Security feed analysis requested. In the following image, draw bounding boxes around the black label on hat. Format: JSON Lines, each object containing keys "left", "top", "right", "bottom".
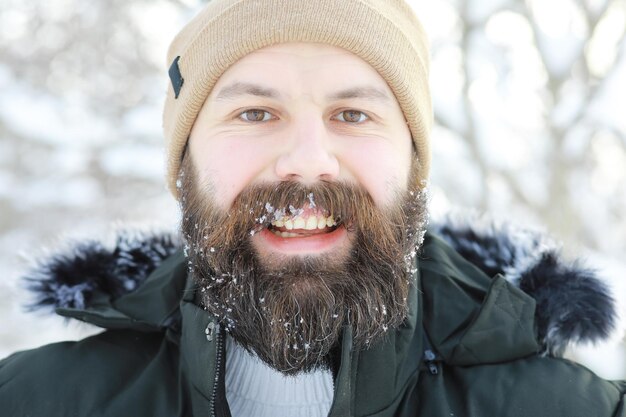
{"left": 169, "top": 56, "right": 184, "bottom": 99}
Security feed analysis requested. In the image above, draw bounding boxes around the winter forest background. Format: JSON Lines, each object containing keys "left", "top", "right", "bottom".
{"left": 1, "top": 0, "right": 625, "bottom": 378}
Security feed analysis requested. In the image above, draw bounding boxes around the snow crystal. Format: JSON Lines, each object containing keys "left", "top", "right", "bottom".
{"left": 272, "top": 207, "right": 286, "bottom": 221}
{"left": 288, "top": 205, "right": 303, "bottom": 217}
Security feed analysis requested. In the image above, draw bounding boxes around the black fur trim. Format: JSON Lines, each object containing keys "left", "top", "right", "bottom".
{"left": 432, "top": 216, "right": 617, "bottom": 355}
{"left": 24, "top": 230, "right": 180, "bottom": 311}
{"left": 518, "top": 251, "right": 615, "bottom": 356}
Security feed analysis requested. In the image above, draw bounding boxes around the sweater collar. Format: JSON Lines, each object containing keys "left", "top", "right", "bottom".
{"left": 223, "top": 334, "right": 333, "bottom": 416}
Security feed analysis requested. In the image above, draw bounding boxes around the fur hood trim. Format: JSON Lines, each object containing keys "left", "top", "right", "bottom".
{"left": 431, "top": 216, "right": 616, "bottom": 356}
{"left": 23, "top": 219, "right": 616, "bottom": 357}
{"left": 24, "top": 230, "right": 181, "bottom": 311}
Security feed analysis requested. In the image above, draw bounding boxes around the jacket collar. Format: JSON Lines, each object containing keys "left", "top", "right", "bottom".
{"left": 419, "top": 233, "right": 539, "bottom": 365}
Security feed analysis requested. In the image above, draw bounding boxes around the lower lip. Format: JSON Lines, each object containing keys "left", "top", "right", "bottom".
{"left": 257, "top": 226, "right": 348, "bottom": 254}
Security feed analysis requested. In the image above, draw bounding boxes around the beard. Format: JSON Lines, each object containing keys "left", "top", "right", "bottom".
{"left": 178, "top": 152, "right": 429, "bottom": 375}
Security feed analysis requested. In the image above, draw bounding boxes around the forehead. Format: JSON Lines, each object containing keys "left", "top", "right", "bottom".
{"left": 208, "top": 42, "right": 395, "bottom": 102}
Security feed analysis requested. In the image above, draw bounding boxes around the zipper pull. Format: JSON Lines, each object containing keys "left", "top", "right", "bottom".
{"left": 205, "top": 322, "right": 217, "bottom": 341}
{"left": 422, "top": 328, "right": 441, "bottom": 375}
{"left": 423, "top": 349, "right": 439, "bottom": 375}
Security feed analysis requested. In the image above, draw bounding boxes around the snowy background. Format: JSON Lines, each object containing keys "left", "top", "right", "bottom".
{"left": 1, "top": 0, "right": 625, "bottom": 378}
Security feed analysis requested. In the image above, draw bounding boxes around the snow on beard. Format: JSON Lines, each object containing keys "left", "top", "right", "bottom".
{"left": 178, "top": 153, "right": 429, "bottom": 375}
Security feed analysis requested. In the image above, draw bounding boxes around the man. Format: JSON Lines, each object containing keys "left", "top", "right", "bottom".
{"left": 1, "top": 0, "right": 625, "bottom": 416}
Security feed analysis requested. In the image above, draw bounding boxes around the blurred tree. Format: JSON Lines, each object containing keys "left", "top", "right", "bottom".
{"left": 414, "top": 0, "right": 626, "bottom": 257}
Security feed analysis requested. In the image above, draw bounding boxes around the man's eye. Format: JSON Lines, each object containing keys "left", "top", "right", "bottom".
{"left": 336, "top": 110, "right": 369, "bottom": 123}
{"left": 238, "top": 109, "right": 273, "bottom": 122}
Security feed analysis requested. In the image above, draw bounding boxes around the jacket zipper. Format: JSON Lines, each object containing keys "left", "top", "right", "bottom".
{"left": 206, "top": 321, "right": 223, "bottom": 417}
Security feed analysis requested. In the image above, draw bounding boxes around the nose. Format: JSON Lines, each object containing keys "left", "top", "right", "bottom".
{"left": 274, "top": 114, "right": 340, "bottom": 183}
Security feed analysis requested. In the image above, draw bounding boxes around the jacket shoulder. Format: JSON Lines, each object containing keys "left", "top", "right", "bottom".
{"left": 413, "top": 347, "right": 626, "bottom": 417}
{"left": 434, "top": 355, "right": 626, "bottom": 417}
{"left": 510, "top": 356, "right": 626, "bottom": 416}
{"left": 0, "top": 329, "right": 181, "bottom": 417}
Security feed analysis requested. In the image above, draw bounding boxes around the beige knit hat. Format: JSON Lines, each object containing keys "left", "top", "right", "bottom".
{"left": 163, "top": 0, "right": 432, "bottom": 198}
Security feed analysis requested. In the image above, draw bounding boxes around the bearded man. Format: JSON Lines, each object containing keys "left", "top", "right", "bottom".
{"left": 1, "top": 1, "right": 625, "bottom": 416}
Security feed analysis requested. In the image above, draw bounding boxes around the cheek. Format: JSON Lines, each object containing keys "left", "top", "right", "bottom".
{"left": 339, "top": 140, "right": 411, "bottom": 205}
{"left": 191, "top": 137, "right": 275, "bottom": 208}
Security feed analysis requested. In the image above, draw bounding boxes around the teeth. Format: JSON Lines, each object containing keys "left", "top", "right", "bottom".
{"left": 293, "top": 217, "right": 306, "bottom": 229}
{"left": 270, "top": 214, "right": 337, "bottom": 229}
{"left": 269, "top": 229, "right": 298, "bottom": 238}
{"left": 305, "top": 217, "right": 318, "bottom": 230}
{"left": 326, "top": 216, "right": 335, "bottom": 227}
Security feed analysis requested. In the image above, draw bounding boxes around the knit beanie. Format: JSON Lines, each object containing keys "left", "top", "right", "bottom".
{"left": 163, "top": 0, "right": 432, "bottom": 198}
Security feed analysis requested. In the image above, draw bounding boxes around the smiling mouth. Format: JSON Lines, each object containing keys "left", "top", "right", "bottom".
{"left": 254, "top": 207, "right": 348, "bottom": 255}
{"left": 267, "top": 213, "right": 339, "bottom": 238}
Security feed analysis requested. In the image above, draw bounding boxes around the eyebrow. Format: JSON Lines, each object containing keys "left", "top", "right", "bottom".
{"left": 214, "top": 82, "right": 391, "bottom": 103}
{"left": 326, "top": 86, "right": 391, "bottom": 103}
{"left": 214, "top": 82, "right": 281, "bottom": 101}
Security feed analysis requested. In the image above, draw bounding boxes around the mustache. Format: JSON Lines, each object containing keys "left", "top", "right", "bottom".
{"left": 232, "top": 180, "right": 383, "bottom": 229}
{"left": 182, "top": 179, "right": 410, "bottom": 253}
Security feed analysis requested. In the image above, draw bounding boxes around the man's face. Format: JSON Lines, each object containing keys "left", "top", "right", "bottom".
{"left": 188, "top": 41, "right": 413, "bottom": 250}
{"left": 180, "top": 42, "right": 427, "bottom": 374}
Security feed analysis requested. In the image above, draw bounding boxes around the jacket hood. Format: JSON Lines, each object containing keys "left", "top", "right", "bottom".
{"left": 430, "top": 217, "right": 617, "bottom": 356}
{"left": 22, "top": 217, "right": 617, "bottom": 357}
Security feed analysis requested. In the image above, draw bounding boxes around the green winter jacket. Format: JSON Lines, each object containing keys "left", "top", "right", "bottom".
{"left": 1, "top": 229, "right": 625, "bottom": 416}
